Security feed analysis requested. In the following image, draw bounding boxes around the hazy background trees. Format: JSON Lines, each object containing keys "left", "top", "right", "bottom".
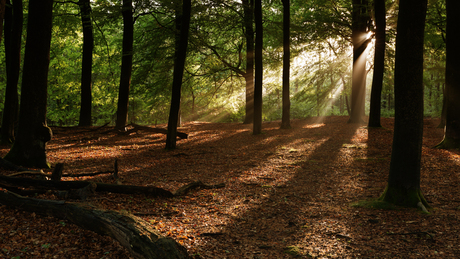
{"left": 0, "top": 0, "right": 448, "bottom": 128}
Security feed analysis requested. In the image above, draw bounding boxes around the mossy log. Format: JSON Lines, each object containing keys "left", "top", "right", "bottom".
{"left": 0, "top": 190, "right": 190, "bottom": 259}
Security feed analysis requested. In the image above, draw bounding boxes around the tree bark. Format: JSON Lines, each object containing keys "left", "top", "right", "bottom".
{"left": 348, "top": 0, "right": 370, "bottom": 124}
{"left": 1, "top": 0, "right": 22, "bottom": 144}
{"left": 380, "top": 0, "right": 428, "bottom": 209}
{"left": 78, "top": 0, "right": 94, "bottom": 126}
{"left": 242, "top": 0, "right": 255, "bottom": 125}
{"left": 0, "top": 0, "right": 6, "bottom": 44}
{"left": 3, "top": 0, "right": 53, "bottom": 169}
{"left": 435, "top": 0, "right": 460, "bottom": 149}
{"left": 0, "top": 190, "right": 191, "bottom": 259}
{"left": 280, "top": 0, "right": 291, "bottom": 129}
{"left": 253, "top": 0, "right": 263, "bottom": 134}
{"left": 116, "top": 0, "right": 134, "bottom": 130}
{"left": 166, "top": 0, "right": 191, "bottom": 149}
{"left": 367, "top": 0, "right": 385, "bottom": 128}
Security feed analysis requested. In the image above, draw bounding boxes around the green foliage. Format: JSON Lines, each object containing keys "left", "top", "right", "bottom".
{"left": 0, "top": 0, "right": 447, "bottom": 127}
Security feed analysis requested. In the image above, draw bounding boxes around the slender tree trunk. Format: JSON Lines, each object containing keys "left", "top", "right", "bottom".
{"left": 368, "top": 0, "right": 386, "bottom": 128}
{"left": 253, "top": 0, "right": 263, "bottom": 134}
{"left": 78, "top": 0, "right": 94, "bottom": 126}
{"left": 348, "top": 0, "right": 370, "bottom": 124}
{"left": 380, "top": 0, "right": 428, "bottom": 209}
{"left": 435, "top": 0, "right": 460, "bottom": 148}
{"left": 1, "top": 0, "right": 22, "bottom": 144}
{"left": 116, "top": 0, "right": 134, "bottom": 129}
{"left": 4, "top": 0, "right": 54, "bottom": 169}
{"left": 242, "top": 0, "right": 254, "bottom": 125}
{"left": 280, "top": 0, "right": 291, "bottom": 129}
{"left": 166, "top": 0, "right": 191, "bottom": 149}
{"left": 438, "top": 85, "right": 446, "bottom": 128}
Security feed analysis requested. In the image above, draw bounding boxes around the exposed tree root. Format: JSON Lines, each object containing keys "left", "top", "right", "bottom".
{"left": 0, "top": 190, "right": 191, "bottom": 259}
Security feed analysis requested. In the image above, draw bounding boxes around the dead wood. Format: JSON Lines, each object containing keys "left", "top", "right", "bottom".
{"left": 52, "top": 163, "right": 64, "bottom": 181}
{"left": 0, "top": 175, "right": 175, "bottom": 197}
{"left": 0, "top": 190, "right": 191, "bottom": 259}
{"left": 0, "top": 157, "right": 30, "bottom": 171}
{"left": 173, "top": 180, "right": 225, "bottom": 196}
{"left": 128, "top": 123, "right": 188, "bottom": 139}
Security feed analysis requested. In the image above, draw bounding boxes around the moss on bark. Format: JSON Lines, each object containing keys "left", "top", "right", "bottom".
{"left": 379, "top": 185, "right": 430, "bottom": 212}
{"left": 435, "top": 137, "right": 460, "bottom": 149}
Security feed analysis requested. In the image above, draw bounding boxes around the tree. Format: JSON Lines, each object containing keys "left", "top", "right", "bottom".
{"left": 348, "top": 0, "right": 370, "bottom": 124}
{"left": 0, "top": 0, "right": 5, "bottom": 43}
{"left": 253, "top": 0, "right": 263, "bottom": 134}
{"left": 367, "top": 0, "right": 385, "bottom": 128}
{"left": 78, "top": 0, "right": 94, "bottom": 126}
{"left": 1, "top": 0, "right": 22, "bottom": 144}
{"left": 115, "top": 0, "right": 134, "bottom": 129}
{"left": 165, "top": 0, "right": 191, "bottom": 149}
{"left": 3, "top": 0, "right": 54, "bottom": 168}
{"left": 435, "top": 0, "right": 460, "bottom": 149}
{"left": 379, "top": 0, "right": 428, "bottom": 210}
{"left": 280, "top": 0, "right": 290, "bottom": 129}
{"left": 242, "top": 0, "right": 255, "bottom": 125}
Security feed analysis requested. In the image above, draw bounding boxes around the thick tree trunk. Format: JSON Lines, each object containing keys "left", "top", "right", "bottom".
{"left": 1, "top": 0, "right": 22, "bottom": 144}
{"left": 368, "top": 0, "right": 385, "bottom": 128}
{"left": 348, "top": 0, "right": 370, "bottom": 124}
{"left": 380, "top": 0, "right": 428, "bottom": 209}
{"left": 242, "top": 0, "right": 255, "bottom": 125}
{"left": 253, "top": 0, "right": 263, "bottom": 134}
{"left": 166, "top": 0, "right": 191, "bottom": 149}
{"left": 3, "top": 0, "right": 53, "bottom": 169}
{"left": 0, "top": 191, "right": 191, "bottom": 259}
{"left": 435, "top": 0, "right": 460, "bottom": 149}
{"left": 116, "top": 0, "right": 134, "bottom": 130}
{"left": 280, "top": 0, "right": 291, "bottom": 129}
{"left": 78, "top": 0, "right": 94, "bottom": 126}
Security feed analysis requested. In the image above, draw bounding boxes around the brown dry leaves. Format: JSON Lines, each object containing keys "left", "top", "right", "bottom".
{"left": 1, "top": 116, "right": 460, "bottom": 258}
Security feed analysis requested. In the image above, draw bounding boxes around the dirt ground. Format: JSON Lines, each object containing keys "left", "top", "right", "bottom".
{"left": 1, "top": 116, "right": 459, "bottom": 258}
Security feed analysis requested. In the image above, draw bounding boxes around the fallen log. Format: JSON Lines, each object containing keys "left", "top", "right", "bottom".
{"left": 0, "top": 174, "right": 175, "bottom": 197}
{"left": 0, "top": 175, "right": 225, "bottom": 198}
{"left": 0, "top": 190, "right": 190, "bottom": 259}
{"left": 129, "top": 123, "right": 188, "bottom": 139}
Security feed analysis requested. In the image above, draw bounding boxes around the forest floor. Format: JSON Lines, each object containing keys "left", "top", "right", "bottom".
{"left": 1, "top": 116, "right": 460, "bottom": 258}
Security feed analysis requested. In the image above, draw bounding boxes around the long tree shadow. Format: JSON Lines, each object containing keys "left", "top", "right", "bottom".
{"left": 183, "top": 116, "right": 363, "bottom": 257}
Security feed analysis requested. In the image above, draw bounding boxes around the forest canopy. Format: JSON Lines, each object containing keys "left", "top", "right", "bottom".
{"left": 0, "top": 0, "right": 446, "bottom": 126}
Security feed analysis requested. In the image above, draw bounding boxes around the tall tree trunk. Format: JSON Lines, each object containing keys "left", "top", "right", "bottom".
{"left": 438, "top": 85, "right": 446, "bottom": 128}
{"left": 3, "top": 0, "right": 54, "bottom": 169}
{"left": 78, "top": 0, "right": 94, "bottom": 126}
{"left": 1, "top": 0, "right": 22, "bottom": 144}
{"left": 116, "top": 0, "right": 134, "bottom": 130}
{"left": 368, "top": 0, "right": 386, "bottom": 128}
{"left": 0, "top": 0, "right": 6, "bottom": 44}
{"left": 253, "top": 0, "right": 263, "bottom": 134}
{"left": 348, "top": 0, "right": 370, "bottom": 124}
{"left": 242, "top": 0, "right": 255, "bottom": 125}
{"left": 166, "top": 0, "right": 191, "bottom": 149}
{"left": 380, "top": 0, "right": 428, "bottom": 209}
{"left": 280, "top": 0, "right": 291, "bottom": 129}
{"left": 435, "top": 0, "right": 460, "bottom": 148}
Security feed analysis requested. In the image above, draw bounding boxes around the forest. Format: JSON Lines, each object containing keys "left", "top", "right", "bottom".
{"left": 1, "top": 0, "right": 459, "bottom": 258}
